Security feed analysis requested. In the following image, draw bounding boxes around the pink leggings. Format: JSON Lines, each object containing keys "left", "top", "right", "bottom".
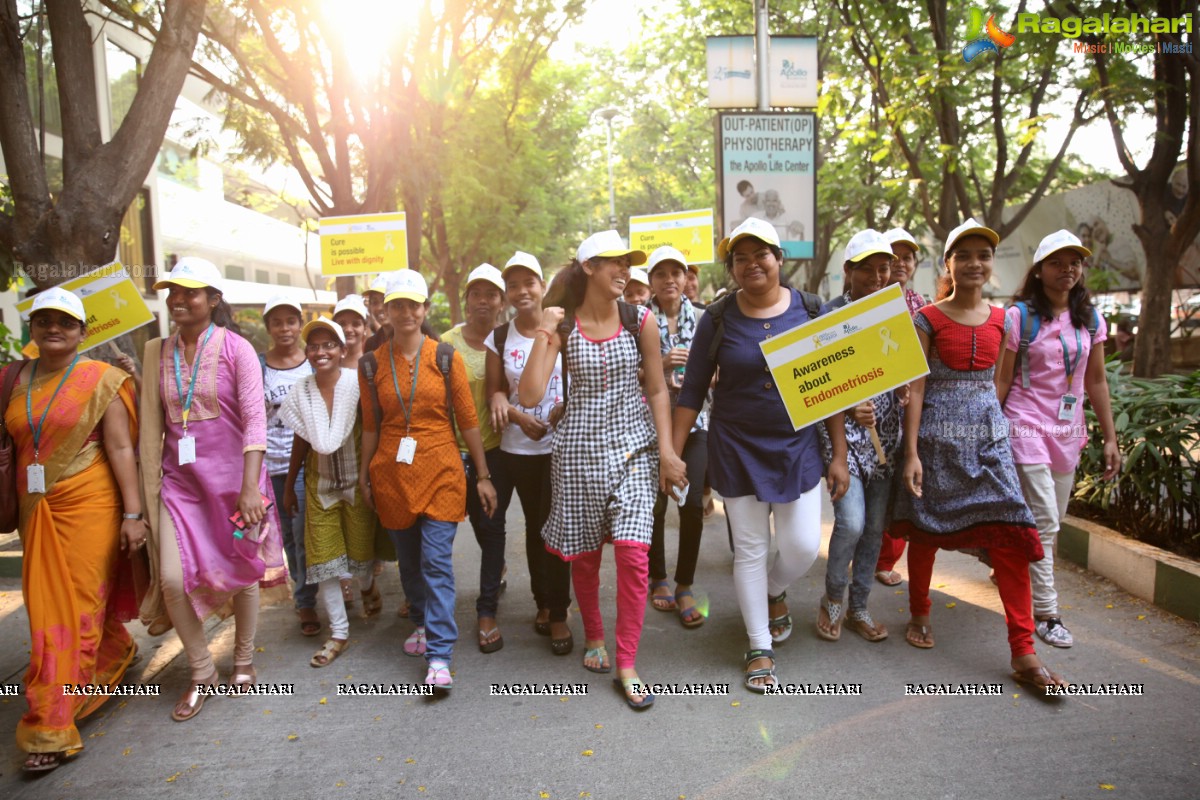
{"left": 570, "top": 544, "right": 648, "bottom": 670}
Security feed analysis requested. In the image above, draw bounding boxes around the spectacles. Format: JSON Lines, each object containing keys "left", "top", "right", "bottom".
{"left": 305, "top": 341, "right": 342, "bottom": 353}
{"left": 32, "top": 315, "right": 82, "bottom": 330}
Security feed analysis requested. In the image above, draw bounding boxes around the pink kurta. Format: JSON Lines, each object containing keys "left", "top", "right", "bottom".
{"left": 158, "top": 327, "right": 284, "bottom": 618}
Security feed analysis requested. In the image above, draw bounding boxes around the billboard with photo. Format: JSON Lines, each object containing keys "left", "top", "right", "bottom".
{"left": 716, "top": 112, "right": 816, "bottom": 260}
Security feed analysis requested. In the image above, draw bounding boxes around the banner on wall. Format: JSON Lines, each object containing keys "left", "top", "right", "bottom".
{"left": 319, "top": 212, "right": 407, "bottom": 277}
{"left": 628, "top": 210, "right": 715, "bottom": 264}
{"left": 716, "top": 111, "right": 817, "bottom": 259}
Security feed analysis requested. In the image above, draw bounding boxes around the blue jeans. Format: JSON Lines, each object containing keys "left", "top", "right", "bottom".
{"left": 825, "top": 472, "right": 891, "bottom": 612}
{"left": 271, "top": 471, "right": 317, "bottom": 610}
{"left": 388, "top": 518, "right": 458, "bottom": 663}
{"left": 464, "top": 449, "right": 510, "bottom": 618}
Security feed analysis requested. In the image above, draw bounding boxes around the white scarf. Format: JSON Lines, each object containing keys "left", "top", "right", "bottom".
{"left": 279, "top": 369, "right": 360, "bottom": 510}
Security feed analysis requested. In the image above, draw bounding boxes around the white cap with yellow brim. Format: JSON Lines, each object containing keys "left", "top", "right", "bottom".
{"left": 363, "top": 274, "right": 390, "bottom": 297}
{"left": 384, "top": 269, "right": 429, "bottom": 304}
{"left": 25, "top": 286, "right": 86, "bottom": 323}
{"left": 503, "top": 251, "right": 543, "bottom": 280}
{"left": 943, "top": 218, "right": 1000, "bottom": 258}
{"left": 263, "top": 294, "right": 303, "bottom": 320}
{"left": 647, "top": 245, "right": 689, "bottom": 278}
{"left": 577, "top": 230, "right": 648, "bottom": 266}
{"left": 465, "top": 263, "right": 505, "bottom": 293}
{"left": 717, "top": 217, "right": 781, "bottom": 260}
{"left": 1033, "top": 229, "right": 1092, "bottom": 264}
{"left": 152, "top": 256, "right": 224, "bottom": 292}
{"left": 627, "top": 267, "right": 650, "bottom": 287}
{"left": 301, "top": 317, "right": 346, "bottom": 345}
{"left": 333, "top": 294, "right": 370, "bottom": 321}
{"left": 884, "top": 228, "right": 920, "bottom": 254}
{"left": 844, "top": 229, "right": 894, "bottom": 264}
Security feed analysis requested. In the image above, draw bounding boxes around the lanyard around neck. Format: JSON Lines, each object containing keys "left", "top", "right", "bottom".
{"left": 389, "top": 339, "right": 422, "bottom": 436}
{"left": 1058, "top": 326, "right": 1083, "bottom": 390}
{"left": 26, "top": 353, "right": 81, "bottom": 462}
{"left": 174, "top": 323, "right": 216, "bottom": 430}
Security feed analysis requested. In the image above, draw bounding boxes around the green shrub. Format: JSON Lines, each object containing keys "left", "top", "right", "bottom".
{"left": 1074, "top": 365, "right": 1200, "bottom": 555}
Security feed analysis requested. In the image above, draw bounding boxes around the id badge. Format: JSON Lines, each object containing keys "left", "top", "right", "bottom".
{"left": 179, "top": 435, "right": 197, "bottom": 465}
{"left": 27, "top": 463, "right": 46, "bottom": 494}
{"left": 1057, "top": 394, "right": 1078, "bottom": 422}
{"left": 397, "top": 436, "right": 417, "bottom": 465}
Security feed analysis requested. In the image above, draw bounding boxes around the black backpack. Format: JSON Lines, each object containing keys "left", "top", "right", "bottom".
{"left": 704, "top": 288, "right": 824, "bottom": 360}
{"left": 554, "top": 301, "right": 643, "bottom": 407}
{"left": 359, "top": 338, "right": 457, "bottom": 431}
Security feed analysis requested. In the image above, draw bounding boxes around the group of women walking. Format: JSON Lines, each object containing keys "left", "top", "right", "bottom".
{"left": 5, "top": 215, "right": 1120, "bottom": 770}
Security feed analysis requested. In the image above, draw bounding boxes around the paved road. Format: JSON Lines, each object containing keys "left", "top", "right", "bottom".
{"left": 0, "top": 496, "right": 1197, "bottom": 799}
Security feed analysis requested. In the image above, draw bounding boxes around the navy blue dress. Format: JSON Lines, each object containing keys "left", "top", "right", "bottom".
{"left": 677, "top": 289, "right": 823, "bottom": 503}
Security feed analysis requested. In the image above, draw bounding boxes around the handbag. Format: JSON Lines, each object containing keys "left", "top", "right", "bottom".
{"left": 0, "top": 361, "right": 27, "bottom": 533}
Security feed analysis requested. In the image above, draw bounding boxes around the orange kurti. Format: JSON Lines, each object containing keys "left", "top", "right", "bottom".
{"left": 361, "top": 337, "right": 478, "bottom": 530}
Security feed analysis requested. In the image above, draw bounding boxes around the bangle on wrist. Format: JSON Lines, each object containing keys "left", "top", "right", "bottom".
{"left": 123, "top": 512, "right": 144, "bottom": 521}
{"left": 476, "top": 474, "right": 492, "bottom": 482}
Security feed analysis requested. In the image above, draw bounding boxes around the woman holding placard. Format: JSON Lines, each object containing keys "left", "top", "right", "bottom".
{"left": 673, "top": 218, "right": 849, "bottom": 693}
{"left": 894, "top": 220, "right": 1068, "bottom": 694}
{"left": 5, "top": 288, "right": 143, "bottom": 771}
{"left": 139, "top": 257, "right": 285, "bottom": 722}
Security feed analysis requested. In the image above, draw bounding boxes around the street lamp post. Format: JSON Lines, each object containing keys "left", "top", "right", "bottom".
{"left": 596, "top": 107, "right": 620, "bottom": 231}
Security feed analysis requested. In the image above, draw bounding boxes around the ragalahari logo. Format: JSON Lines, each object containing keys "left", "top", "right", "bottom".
{"left": 963, "top": 8, "right": 1016, "bottom": 62}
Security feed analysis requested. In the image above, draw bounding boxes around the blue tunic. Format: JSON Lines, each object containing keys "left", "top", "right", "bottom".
{"left": 677, "top": 288, "right": 823, "bottom": 503}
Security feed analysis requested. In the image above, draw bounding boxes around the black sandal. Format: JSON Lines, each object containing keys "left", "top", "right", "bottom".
{"left": 744, "top": 648, "right": 779, "bottom": 693}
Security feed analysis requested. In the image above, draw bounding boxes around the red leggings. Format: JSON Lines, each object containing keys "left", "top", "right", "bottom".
{"left": 571, "top": 544, "right": 649, "bottom": 670}
{"left": 875, "top": 530, "right": 907, "bottom": 573}
{"left": 907, "top": 541, "right": 1036, "bottom": 658}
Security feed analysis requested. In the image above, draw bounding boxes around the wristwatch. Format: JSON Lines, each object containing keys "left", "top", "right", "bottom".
{"left": 123, "top": 513, "right": 144, "bottom": 520}
{"left": 476, "top": 474, "right": 493, "bottom": 482}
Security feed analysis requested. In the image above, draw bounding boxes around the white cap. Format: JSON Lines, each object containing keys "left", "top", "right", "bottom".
{"left": 465, "top": 263, "right": 505, "bottom": 293}
{"left": 301, "top": 317, "right": 346, "bottom": 345}
{"left": 577, "top": 230, "right": 648, "bottom": 266}
{"left": 384, "top": 269, "right": 429, "bottom": 304}
{"left": 26, "top": 286, "right": 86, "bottom": 323}
{"left": 363, "top": 275, "right": 390, "bottom": 297}
{"left": 153, "top": 256, "right": 224, "bottom": 292}
{"left": 503, "top": 251, "right": 543, "bottom": 280}
{"left": 1034, "top": 229, "right": 1092, "bottom": 264}
{"left": 628, "top": 267, "right": 650, "bottom": 287}
{"left": 717, "top": 217, "right": 781, "bottom": 260}
{"left": 844, "top": 229, "right": 894, "bottom": 264}
{"left": 647, "top": 245, "right": 688, "bottom": 277}
{"left": 943, "top": 218, "right": 1000, "bottom": 258}
{"left": 332, "top": 294, "right": 370, "bottom": 321}
{"left": 263, "top": 294, "right": 302, "bottom": 319}
{"left": 884, "top": 228, "right": 920, "bottom": 254}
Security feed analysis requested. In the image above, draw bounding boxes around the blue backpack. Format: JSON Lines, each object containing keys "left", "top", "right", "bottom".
{"left": 1011, "top": 300, "right": 1102, "bottom": 389}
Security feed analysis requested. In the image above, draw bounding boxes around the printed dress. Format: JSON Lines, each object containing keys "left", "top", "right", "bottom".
{"left": 542, "top": 308, "right": 658, "bottom": 560}
{"left": 891, "top": 305, "right": 1042, "bottom": 561}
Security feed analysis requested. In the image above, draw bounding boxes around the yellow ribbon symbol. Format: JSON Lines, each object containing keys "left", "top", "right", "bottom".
{"left": 879, "top": 327, "right": 899, "bottom": 355}
{"left": 109, "top": 289, "right": 129, "bottom": 310}
{"left": 384, "top": 233, "right": 396, "bottom": 251}
{"left": 691, "top": 227, "right": 702, "bottom": 245}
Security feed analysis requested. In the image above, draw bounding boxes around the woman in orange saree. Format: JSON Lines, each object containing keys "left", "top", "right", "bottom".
{"left": 3, "top": 288, "right": 146, "bottom": 772}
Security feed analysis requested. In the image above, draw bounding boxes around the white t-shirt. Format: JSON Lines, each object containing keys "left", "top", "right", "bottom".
{"left": 263, "top": 358, "right": 312, "bottom": 476}
{"left": 484, "top": 321, "right": 563, "bottom": 456}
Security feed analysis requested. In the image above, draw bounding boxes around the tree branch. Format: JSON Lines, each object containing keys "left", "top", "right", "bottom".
{"left": 45, "top": 0, "right": 103, "bottom": 182}
{"left": 0, "top": 0, "right": 52, "bottom": 234}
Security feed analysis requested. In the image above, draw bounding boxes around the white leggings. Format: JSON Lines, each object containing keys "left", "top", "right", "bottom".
{"left": 725, "top": 486, "right": 823, "bottom": 650}
{"left": 318, "top": 579, "right": 350, "bottom": 640}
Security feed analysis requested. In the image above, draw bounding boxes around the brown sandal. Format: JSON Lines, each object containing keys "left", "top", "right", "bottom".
{"left": 311, "top": 638, "right": 349, "bottom": 668}
{"left": 298, "top": 607, "right": 321, "bottom": 636}
{"left": 361, "top": 582, "right": 383, "bottom": 618}
{"left": 905, "top": 622, "right": 935, "bottom": 649}
{"left": 1012, "top": 665, "right": 1068, "bottom": 695}
{"left": 171, "top": 669, "right": 218, "bottom": 722}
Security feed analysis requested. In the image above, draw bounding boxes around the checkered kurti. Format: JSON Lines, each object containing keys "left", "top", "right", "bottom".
{"left": 542, "top": 310, "right": 659, "bottom": 560}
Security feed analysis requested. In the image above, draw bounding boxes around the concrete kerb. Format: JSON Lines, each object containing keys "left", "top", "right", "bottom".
{"left": 1059, "top": 514, "right": 1200, "bottom": 623}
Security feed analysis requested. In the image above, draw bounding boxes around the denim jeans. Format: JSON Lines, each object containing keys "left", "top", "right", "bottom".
{"left": 271, "top": 470, "right": 317, "bottom": 610}
{"left": 825, "top": 472, "right": 892, "bottom": 612}
{"left": 464, "top": 449, "right": 510, "bottom": 618}
{"left": 388, "top": 518, "right": 458, "bottom": 663}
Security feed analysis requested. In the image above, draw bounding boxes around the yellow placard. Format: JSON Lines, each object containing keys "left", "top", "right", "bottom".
{"left": 628, "top": 209, "right": 715, "bottom": 264}
{"left": 15, "top": 262, "right": 155, "bottom": 353}
{"left": 319, "top": 212, "right": 408, "bottom": 277}
{"left": 759, "top": 284, "right": 930, "bottom": 430}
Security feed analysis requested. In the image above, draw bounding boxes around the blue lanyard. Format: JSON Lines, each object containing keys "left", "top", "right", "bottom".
{"left": 26, "top": 354, "right": 81, "bottom": 462}
{"left": 389, "top": 340, "right": 422, "bottom": 435}
{"left": 1058, "top": 327, "right": 1083, "bottom": 391}
{"left": 173, "top": 324, "right": 215, "bottom": 431}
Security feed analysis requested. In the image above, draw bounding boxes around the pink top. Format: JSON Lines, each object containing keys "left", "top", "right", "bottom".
{"left": 1003, "top": 306, "right": 1107, "bottom": 472}
{"left": 161, "top": 327, "right": 267, "bottom": 452}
